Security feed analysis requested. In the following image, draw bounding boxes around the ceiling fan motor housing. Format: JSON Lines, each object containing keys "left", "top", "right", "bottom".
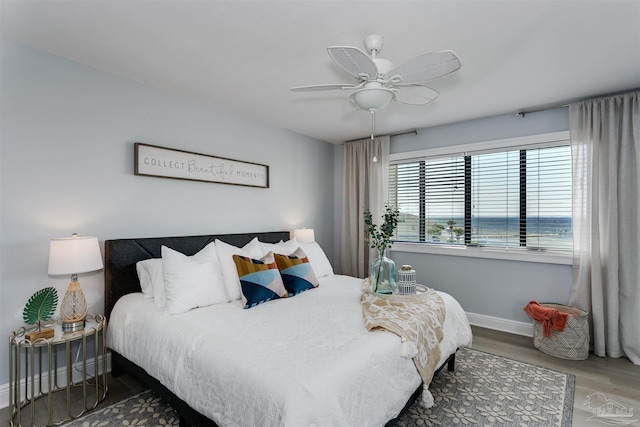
{"left": 364, "top": 34, "right": 384, "bottom": 55}
{"left": 373, "top": 58, "right": 394, "bottom": 79}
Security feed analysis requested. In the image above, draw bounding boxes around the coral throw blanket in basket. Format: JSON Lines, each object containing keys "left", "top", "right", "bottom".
{"left": 361, "top": 287, "right": 446, "bottom": 408}
{"left": 523, "top": 300, "right": 569, "bottom": 337}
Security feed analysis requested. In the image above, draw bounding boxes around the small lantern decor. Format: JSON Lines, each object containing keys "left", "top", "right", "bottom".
{"left": 397, "top": 265, "right": 416, "bottom": 295}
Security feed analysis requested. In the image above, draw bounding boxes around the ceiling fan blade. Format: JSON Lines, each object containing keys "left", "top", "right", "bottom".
{"left": 327, "top": 46, "right": 378, "bottom": 80}
{"left": 394, "top": 85, "right": 440, "bottom": 106}
{"left": 290, "top": 83, "right": 361, "bottom": 92}
{"left": 389, "top": 50, "right": 461, "bottom": 85}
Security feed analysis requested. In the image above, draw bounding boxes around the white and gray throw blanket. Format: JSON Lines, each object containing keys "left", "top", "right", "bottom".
{"left": 361, "top": 284, "right": 446, "bottom": 408}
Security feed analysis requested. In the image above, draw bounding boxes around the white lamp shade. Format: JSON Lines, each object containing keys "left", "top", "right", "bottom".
{"left": 292, "top": 228, "right": 315, "bottom": 244}
{"left": 48, "top": 235, "right": 103, "bottom": 275}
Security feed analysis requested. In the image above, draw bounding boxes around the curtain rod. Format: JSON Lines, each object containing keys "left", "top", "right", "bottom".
{"left": 516, "top": 104, "right": 569, "bottom": 117}
{"left": 516, "top": 87, "right": 639, "bottom": 118}
{"left": 344, "top": 129, "right": 417, "bottom": 143}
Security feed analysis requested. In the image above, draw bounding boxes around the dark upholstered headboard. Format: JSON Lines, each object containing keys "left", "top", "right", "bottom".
{"left": 104, "top": 231, "right": 290, "bottom": 319}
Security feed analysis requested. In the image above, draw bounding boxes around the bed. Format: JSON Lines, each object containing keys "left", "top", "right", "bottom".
{"left": 104, "top": 231, "right": 472, "bottom": 427}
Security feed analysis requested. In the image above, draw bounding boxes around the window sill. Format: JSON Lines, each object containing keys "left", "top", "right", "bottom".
{"left": 390, "top": 242, "right": 573, "bottom": 265}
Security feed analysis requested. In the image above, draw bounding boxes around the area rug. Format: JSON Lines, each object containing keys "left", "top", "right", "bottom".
{"left": 396, "top": 347, "right": 574, "bottom": 427}
{"left": 61, "top": 347, "right": 574, "bottom": 426}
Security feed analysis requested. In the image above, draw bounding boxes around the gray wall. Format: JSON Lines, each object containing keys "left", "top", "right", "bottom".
{"left": 0, "top": 41, "right": 334, "bottom": 386}
{"left": 334, "top": 108, "right": 573, "bottom": 327}
{"left": 390, "top": 109, "right": 569, "bottom": 154}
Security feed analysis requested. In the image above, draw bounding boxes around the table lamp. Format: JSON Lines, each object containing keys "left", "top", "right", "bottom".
{"left": 292, "top": 228, "right": 315, "bottom": 243}
{"left": 48, "top": 233, "right": 103, "bottom": 332}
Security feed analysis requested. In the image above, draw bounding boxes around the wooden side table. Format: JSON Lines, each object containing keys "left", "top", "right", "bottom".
{"left": 9, "top": 314, "right": 108, "bottom": 427}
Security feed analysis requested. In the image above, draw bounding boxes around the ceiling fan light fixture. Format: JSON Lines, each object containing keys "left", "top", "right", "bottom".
{"left": 351, "top": 87, "right": 395, "bottom": 112}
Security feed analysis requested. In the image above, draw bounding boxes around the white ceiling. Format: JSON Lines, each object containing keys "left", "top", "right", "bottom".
{"left": 2, "top": 0, "right": 639, "bottom": 143}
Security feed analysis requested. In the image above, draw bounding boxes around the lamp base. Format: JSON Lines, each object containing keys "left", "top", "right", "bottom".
{"left": 62, "top": 319, "right": 85, "bottom": 332}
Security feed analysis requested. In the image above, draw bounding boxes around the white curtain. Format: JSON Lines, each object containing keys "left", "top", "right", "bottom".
{"left": 568, "top": 90, "right": 640, "bottom": 364}
{"left": 340, "top": 136, "right": 390, "bottom": 278}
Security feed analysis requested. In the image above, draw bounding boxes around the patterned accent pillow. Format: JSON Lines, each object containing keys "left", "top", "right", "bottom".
{"left": 274, "top": 248, "right": 319, "bottom": 296}
{"left": 233, "top": 252, "right": 288, "bottom": 309}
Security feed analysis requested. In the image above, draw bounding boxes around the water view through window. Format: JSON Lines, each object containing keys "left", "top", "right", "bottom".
{"left": 397, "top": 215, "right": 572, "bottom": 251}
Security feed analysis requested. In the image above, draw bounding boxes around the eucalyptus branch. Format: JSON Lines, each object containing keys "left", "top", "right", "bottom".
{"left": 364, "top": 205, "right": 400, "bottom": 254}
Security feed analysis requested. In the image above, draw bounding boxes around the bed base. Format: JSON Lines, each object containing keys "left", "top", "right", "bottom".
{"left": 112, "top": 349, "right": 457, "bottom": 427}
{"left": 112, "top": 351, "right": 216, "bottom": 427}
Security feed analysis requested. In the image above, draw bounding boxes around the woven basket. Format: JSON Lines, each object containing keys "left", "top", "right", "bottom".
{"left": 532, "top": 303, "right": 589, "bottom": 360}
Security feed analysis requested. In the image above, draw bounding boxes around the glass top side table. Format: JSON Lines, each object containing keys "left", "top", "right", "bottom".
{"left": 9, "top": 314, "right": 108, "bottom": 427}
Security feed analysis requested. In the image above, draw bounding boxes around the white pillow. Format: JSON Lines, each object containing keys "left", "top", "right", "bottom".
{"left": 136, "top": 258, "right": 165, "bottom": 307}
{"left": 215, "top": 237, "right": 263, "bottom": 301}
{"left": 136, "top": 259, "right": 155, "bottom": 298}
{"left": 258, "top": 238, "right": 299, "bottom": 256}
{"left": 297, "top": 241, "right": 334, "bottom": 278}
{"left": 161, "top": 242, "right": 228, "bottom": 315}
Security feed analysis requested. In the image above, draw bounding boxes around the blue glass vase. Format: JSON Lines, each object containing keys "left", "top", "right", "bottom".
{"left": 370, "top": 249, "right": 397, "bottom": 294}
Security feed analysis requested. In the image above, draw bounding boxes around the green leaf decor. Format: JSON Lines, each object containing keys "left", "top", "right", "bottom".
{"left": 23, "top": 287, "right": 58, "bottom": 325}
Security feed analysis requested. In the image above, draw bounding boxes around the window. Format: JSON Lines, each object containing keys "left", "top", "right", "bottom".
{"left": 390, "top": 133, "right": 572, "bottom": 254}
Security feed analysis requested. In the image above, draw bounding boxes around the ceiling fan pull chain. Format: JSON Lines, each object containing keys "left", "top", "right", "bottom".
{"left": 370, "top": 109, "right": 376, "bottom": 140}
{"left": 371, "top": 110, "right": 378, "bottom": 162}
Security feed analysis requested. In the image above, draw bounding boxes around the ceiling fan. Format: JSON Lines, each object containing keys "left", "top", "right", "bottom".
{"left": 291, "top": 35, "right": 462, "bottom": 113}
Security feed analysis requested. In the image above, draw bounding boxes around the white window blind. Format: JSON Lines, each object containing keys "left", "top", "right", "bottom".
{"left": 390, "top": 143, "right": 572, "bottom": 253}
{"left": 470, "top": 150, "right": 521, "bottom": 247}
{"left": 523, "top": 146, "right": 572, "bottom": 251}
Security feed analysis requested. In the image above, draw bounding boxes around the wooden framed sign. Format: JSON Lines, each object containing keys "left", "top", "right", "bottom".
{"left": 134, "top": 143, "right": 269, "bottom": 188}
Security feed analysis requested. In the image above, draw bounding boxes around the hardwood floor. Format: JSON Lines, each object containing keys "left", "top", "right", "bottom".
{"left": 2, "top": 326, "right": 639, "bottom": 426}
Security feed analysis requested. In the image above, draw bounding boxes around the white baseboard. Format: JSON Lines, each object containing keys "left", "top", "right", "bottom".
{"left": 466, "top": 311, "right": 533, "bottom": 337}
{"left": 0, "top": 353, "right": 111, "bottom": 410}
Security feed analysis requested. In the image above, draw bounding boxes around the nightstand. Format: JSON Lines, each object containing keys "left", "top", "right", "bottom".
{"left": 9, "top": 314, "right": 108, "bottom": 427}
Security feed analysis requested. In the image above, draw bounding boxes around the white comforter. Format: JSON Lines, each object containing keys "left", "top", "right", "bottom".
{"left": 108, "top": 275, "right": 472, "bottom": 427}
